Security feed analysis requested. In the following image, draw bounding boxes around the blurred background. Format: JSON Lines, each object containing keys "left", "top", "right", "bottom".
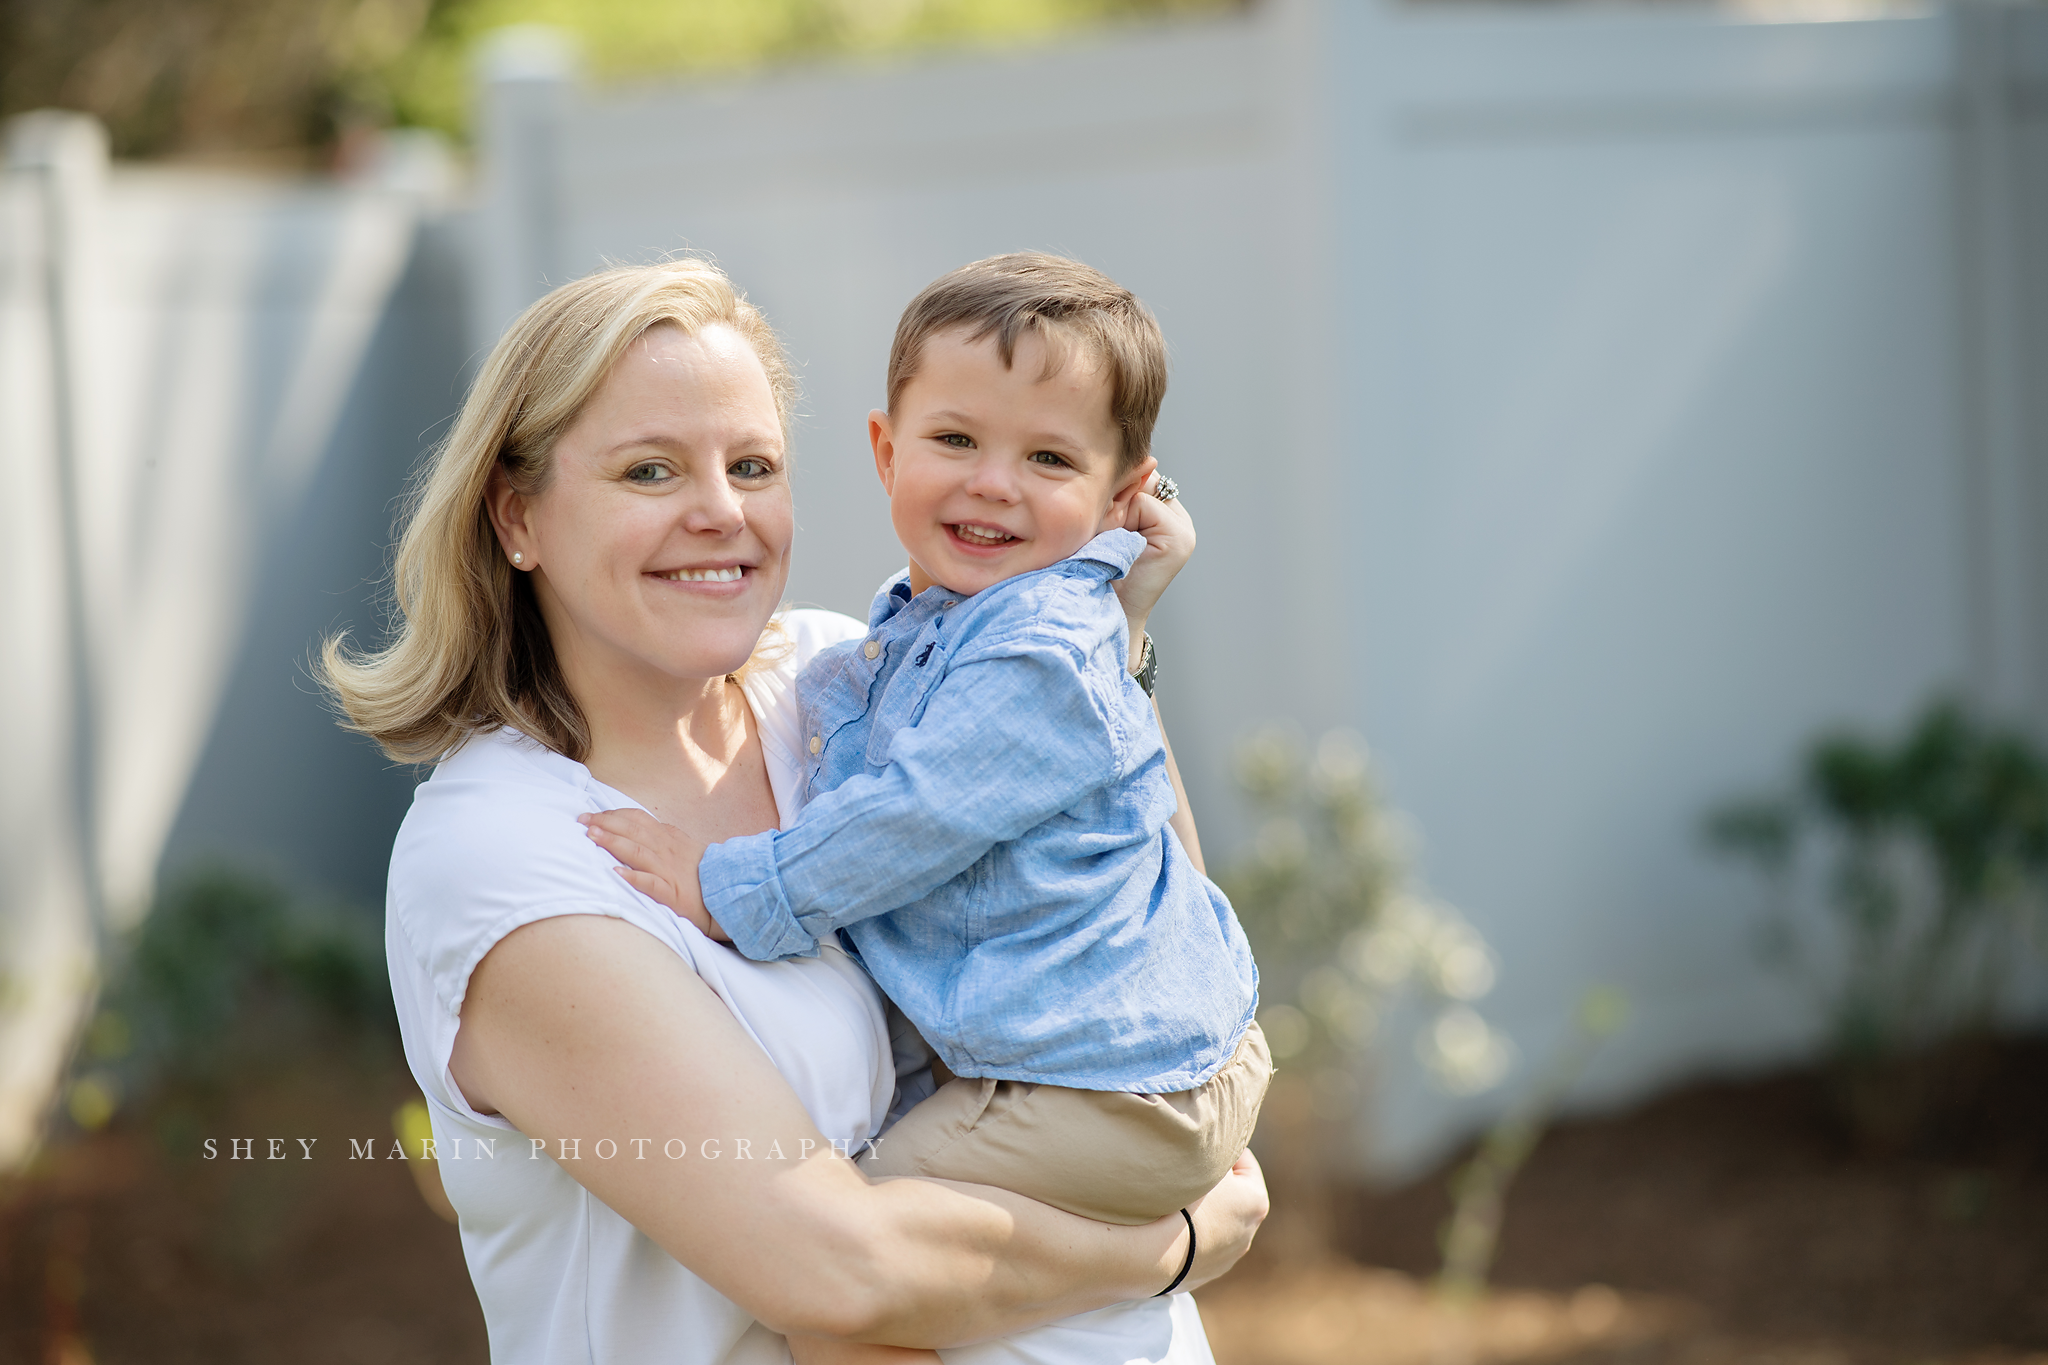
{"left": 3, "top": 0, "right": 2045, "bottom": 1361}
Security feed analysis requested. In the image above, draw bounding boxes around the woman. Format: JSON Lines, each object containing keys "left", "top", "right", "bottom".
{"left": 323, "top": 259, "right": 1266, "bottom": 1364}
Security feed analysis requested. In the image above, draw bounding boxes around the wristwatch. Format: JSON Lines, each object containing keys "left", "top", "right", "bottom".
{"left": 1130, "top": 632, "right": 1158, "bottom": 697}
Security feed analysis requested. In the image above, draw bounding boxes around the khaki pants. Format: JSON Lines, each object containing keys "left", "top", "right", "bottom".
{"left": 862, "top": 1022, "right": 1272, "bottom": 1225}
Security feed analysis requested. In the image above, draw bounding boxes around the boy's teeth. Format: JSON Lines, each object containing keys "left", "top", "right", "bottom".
{"left": 662, "top": 567, "right": 744, "bottom": 582}
{"left": 955, "top": 525, "right": 1013, "bottom": 544}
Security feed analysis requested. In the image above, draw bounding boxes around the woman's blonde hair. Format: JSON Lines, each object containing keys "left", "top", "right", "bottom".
{"left": 321, "top": 258, "right": 796, "bottom": 765}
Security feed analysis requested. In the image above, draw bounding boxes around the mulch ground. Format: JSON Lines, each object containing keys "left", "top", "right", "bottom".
{"left": 1204, "top": 1035, "right": 2048, "bottom": 1365}
{"left": 0, "top": 1063, "right": 487, "bottom": 1365}
{"left": 2, "top": 1039, "right": 2043, "bottom": 1364}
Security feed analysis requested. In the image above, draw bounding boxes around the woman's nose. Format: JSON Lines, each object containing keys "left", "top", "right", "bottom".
{"left": 683, "top": 476, "right": 748, "bottom": 535}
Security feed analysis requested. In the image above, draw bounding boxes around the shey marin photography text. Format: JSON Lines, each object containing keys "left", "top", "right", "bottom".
{"left": 202, "top": 1135, "right": 880, "bottom": 1162}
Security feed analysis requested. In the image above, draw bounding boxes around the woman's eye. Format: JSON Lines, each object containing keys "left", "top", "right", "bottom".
{"left": 730, "top": 457, "right": 775, "bottom": 479}
{"left": 626, "top": 462, "right": 670, "bottom": 484}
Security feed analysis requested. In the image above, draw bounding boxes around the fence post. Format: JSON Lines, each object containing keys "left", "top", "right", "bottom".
{"left": 1954, "top": 0, "right": 2045, "bottom": 728}
{"left": 473, "top": 26, "right": 579, "bottom": 352}
{"left": 0, "top": 110, "right": 109, "bottom": 1170}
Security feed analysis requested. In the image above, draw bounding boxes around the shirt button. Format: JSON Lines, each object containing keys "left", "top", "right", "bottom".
{"left": 809, "top": 735, "right": 822, "bottom": 754}
{"left": 863, "top": 640, "right": 880, "bottom": 659}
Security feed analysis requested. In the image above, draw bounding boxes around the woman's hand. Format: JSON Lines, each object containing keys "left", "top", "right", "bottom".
{"left": 1113, "top": 475, "right": 1194, "bottom": 669}
{"left": 1178, "top": 1147, "right": 1269, "bottom": 1294}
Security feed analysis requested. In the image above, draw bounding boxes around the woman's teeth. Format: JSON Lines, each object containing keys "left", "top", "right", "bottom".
{"left": 660, "top": 567, "right": 744, "bottom": 582}
{"left": 953, "top": 525, "right": 1015, "bottom": 545}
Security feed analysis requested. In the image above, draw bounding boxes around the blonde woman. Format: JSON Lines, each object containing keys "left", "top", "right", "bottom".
{"left": 323, "top": 259, "right": 1265, "bottom": 1365}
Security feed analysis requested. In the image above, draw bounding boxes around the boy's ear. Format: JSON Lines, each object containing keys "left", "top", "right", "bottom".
{"left": 1101, "top": 454, "right": 1159, "bottom": 532}
{"left": 869, "top": 410, "right": 897, "bottom": 495}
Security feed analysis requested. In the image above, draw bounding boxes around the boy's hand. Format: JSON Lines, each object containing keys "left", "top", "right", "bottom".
{"left": 578, "top": 809, "right": 730, "bottom": 942}
{"left": 1113, "top": 471, "right": 1195, "bottom": 666}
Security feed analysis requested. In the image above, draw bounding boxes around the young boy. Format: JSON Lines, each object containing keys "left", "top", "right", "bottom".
{"left": 590, "top": 253, "right": 1267, "bottom": 1235}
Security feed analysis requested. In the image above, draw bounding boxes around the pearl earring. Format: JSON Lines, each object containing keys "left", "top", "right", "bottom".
{"left": 512, "top": 552, "right": 523, "bottom": 565}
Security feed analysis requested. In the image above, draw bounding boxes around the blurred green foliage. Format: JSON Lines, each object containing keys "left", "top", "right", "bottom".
{"left": 63, "top": 865, "right": 394, "bottom": 1140}
{"left": 1705, "top": 699, "right": 2048, "bottom": 1143}
{"left": 1, "top": 0, "right": 1247, "bottom": 161}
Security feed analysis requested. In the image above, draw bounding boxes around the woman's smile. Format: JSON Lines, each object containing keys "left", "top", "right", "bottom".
{"left": 649, "top": 563, "right": 753, "bottom": 589}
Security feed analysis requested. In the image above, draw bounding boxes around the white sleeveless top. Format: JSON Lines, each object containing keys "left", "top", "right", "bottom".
{"left": 386, "top": 608, "right": 1214, "bottom": 1365}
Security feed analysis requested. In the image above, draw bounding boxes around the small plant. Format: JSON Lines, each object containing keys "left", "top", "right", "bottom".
{"left": 1703, "top": 699, "right": 2048, "bottom": 1140}
{"left": 1218, "top": 727, "right": 1511, "bottom": 1258}
{"left": 1436, "top": 987, "right": 1628, "bottom": 1302}
{"left": 1220, "top": 727, "right": 1511, "bottom": 1113}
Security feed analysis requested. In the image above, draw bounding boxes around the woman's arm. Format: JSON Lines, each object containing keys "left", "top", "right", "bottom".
{"left": 1154, "top": 698, "right": 1204, "bottom": 875}
{"left": 450, "top": 913, "right": 1265, "bottom": 1347}
{"left": 1116, "top": 483, "right": 1204, "bottom": 872}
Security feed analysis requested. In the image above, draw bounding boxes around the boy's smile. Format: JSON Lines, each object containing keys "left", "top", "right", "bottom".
{"left": 870, "top": 325, "right": 1154, "bottom": 598}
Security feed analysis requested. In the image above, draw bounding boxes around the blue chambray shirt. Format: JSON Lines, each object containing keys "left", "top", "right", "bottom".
{"left": 697, "top": 529, "right": 1258, "bottom": 1093}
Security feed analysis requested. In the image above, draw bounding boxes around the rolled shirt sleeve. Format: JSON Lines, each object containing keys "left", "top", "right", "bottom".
{"left": 699, "top": 633, "right": 1122, "bottom": 961}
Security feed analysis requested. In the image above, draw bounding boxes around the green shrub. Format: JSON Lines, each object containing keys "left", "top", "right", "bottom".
{"left": 1704, "top": 699, "right": 2048, "bottom": 1142}
{"left": 1, "top": 0, "right": 1247, "bottom": 160}
{"left": 65, "top": 865, "right": 394, "bottom": 1135}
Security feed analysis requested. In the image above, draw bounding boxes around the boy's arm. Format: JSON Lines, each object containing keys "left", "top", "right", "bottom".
{"left": 675, "top": 637, "right": 1118, "bottom": 962}
{"left": 585, "top": 660, "right": 1207, "bottom": 941}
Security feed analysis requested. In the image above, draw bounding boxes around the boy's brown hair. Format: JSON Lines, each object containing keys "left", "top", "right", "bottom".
{"left": 887, "top": 252, "right": 1167, "bottom": 472}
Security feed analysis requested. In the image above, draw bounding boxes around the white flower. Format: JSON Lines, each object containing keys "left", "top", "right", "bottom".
{"left": 1421, "top": 1005, "right": 1514, "bottom": 1094}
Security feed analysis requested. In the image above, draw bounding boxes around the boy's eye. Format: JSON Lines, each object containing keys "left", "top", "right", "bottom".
{"left": 1028, "top": 450, "right": 1071, "bottom": 469}
{"left": 939, "top": 433, "right": 973, "bottom": 449}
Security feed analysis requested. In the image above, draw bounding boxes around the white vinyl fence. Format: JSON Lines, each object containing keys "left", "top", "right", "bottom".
{"left": 1325, "top": 1, "right": 2048, "bottom": 1163}
{"left": 0, "top": 115, "right": 423, "bottom": 1167}
{"left": 468, "top": 0, "right": 2048, "bottom": 1171}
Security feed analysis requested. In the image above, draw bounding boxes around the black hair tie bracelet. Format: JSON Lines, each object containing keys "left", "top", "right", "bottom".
{"left": 1155, "top": 1208, "right": 1196, "bottom": 1297}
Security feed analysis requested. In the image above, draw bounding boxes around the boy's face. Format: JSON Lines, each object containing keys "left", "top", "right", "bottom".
{"left": 870, "top": 326, "right": 1155, "bottom": 598}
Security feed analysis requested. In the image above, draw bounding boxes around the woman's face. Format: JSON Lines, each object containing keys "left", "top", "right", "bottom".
{"left": 490, "top": 322, "right": 792, "bottom": 691}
